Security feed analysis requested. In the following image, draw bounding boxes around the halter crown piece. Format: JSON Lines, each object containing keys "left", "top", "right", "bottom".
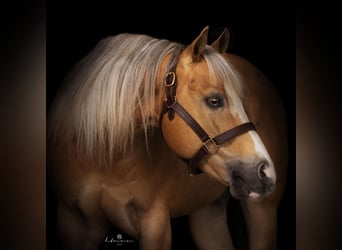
{"left": 160, "top": 52, "right": 256, "bottom": 176}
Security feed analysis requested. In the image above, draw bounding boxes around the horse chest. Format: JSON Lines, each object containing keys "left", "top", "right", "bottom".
{"left": 156, "top": 175, "right": 226, "bottom": 217}
{"left": 99, "top": 172, "right": 225, "bottom": 230}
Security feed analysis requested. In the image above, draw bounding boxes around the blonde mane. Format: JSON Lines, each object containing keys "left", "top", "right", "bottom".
{"left": 48, "top": 33, "right": 244, "bottom": 164}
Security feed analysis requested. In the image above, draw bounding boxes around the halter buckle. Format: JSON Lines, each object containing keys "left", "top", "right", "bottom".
{"left": 164, "top": 72, "right": 176, "bottom": 87}
{"left": 203, "top": 137, "right": 218, "bottom": 154}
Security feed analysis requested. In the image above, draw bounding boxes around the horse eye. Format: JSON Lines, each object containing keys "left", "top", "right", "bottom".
{"left": 206, "top": 96, "right": 223, "bottom": 108}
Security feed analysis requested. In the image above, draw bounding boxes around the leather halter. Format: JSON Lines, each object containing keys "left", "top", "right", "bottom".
{"left": 160, "top": 53, "right": 256, "bottom": 176}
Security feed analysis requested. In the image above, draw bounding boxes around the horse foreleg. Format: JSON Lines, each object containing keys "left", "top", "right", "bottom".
{"left": 138, "top": 203, "right": 172, "bottom": 250}
{"left": 57, "top": 200, "right": 108, "bottom": 250}
{"left": 188, "top": 190, "right": 235, "bottom": 250}
{"left": 57, "top": 201, "right": 85, "bottom": 250}
{"left": 240, "top": 198, "right": 279, "bottom": 250}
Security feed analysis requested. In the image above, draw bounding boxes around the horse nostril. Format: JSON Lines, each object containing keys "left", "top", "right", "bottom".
{"left": 257, "top": 161, "right": 268, "bottom": 180}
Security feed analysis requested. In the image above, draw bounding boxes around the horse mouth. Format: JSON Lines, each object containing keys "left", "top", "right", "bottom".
{"left": 229, "top": 174, "right": 275, "bottom": 200}
{"left": 230, "top": 175, "right": 254, "bottom": 199}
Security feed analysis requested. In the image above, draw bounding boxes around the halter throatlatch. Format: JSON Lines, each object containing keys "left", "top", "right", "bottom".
{"left": 160, "top": 55, "right": 256, "bottom": 176}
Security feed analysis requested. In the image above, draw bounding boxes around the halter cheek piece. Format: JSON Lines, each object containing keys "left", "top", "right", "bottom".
{"left": 159, "top": 54, "right": 256, "bottom": 176}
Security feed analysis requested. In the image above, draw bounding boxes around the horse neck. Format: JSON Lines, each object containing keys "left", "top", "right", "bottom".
{"left": 133, "top": 127, "right": 174, "bottom": 161}
{"left": 135, "top": 61, "right": 171, "bottom": 128}
{"left": 127, "top": 52, "right": 178, "bottom": 161}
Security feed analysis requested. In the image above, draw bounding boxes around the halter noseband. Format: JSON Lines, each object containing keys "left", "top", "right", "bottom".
{"left": 160, "top": 53, "right": 256, "bottom": 176}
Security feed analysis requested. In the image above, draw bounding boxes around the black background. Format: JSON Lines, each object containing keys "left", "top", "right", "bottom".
{"left": 47, "top": 2, "right": 295, "bottom": 250}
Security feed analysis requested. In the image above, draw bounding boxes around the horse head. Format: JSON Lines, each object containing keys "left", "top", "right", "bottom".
{"left": 160, "top": 26, "right": 276, "bottom": 200}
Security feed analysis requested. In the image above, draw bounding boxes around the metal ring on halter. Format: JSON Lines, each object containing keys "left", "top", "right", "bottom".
{"left": 202, "top": 137, "right": 218, "bottom": 154}
{"left": 164, "top": 72, "right": 176, "bottom": 87}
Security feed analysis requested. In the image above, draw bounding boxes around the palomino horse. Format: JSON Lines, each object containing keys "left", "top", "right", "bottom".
{"left": 47, "top": 26, "right": 287, "bottom": 250}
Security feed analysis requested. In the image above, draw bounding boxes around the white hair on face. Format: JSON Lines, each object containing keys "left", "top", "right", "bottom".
{"left": 203, "top": 47, "right": 274, "bottom": 171}
{"left": 202, "top": 47, "right": 248, "bottom": 122}
{"left": 48, "top": 33, "right": 183, "bottom": 164}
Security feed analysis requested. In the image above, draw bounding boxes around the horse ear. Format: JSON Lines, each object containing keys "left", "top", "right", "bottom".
{"left": 188, "top": 26, "right": 209, "bottom": 63}
{"left": 210, "top": 28, "right": 230, "bottom": 54}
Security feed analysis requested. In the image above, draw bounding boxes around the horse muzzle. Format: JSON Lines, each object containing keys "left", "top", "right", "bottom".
{"left": 228, "top": 160, "right": 276, "bottom": 200}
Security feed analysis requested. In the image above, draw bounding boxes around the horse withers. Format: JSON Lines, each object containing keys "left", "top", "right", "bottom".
{"left": 47, "top": 26, "right": 287, "bottom": 250}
